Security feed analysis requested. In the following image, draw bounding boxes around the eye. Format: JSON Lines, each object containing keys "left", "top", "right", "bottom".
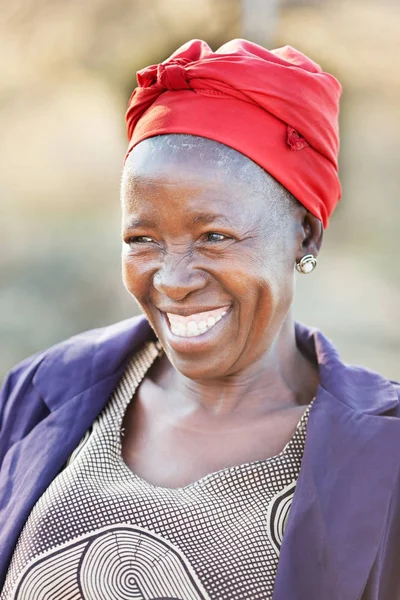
{"left": 205, "top": 232, "right": 229, "bottom": 243}
{"left": 127, "top": 236, "right": 154, "bottom": 245}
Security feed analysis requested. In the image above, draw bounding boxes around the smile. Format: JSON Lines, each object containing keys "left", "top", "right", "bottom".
{"left": 166, "top": 306, "right": 229, "bottom": 337}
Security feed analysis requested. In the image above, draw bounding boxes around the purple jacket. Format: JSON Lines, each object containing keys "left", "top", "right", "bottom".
{"left": 1, "top": 316, "right": 400, "bottom": 599}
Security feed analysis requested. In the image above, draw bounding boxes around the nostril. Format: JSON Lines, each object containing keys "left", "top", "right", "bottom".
{"left": 153, "top": 266, "right": 207, "bottom": 301}
{"left": 153, "top": 279, "right": 196, "bottom": 302}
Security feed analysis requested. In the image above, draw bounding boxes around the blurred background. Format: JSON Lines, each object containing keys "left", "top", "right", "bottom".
{"left": 1, "top": 0, "right": 399, "bottom": 381}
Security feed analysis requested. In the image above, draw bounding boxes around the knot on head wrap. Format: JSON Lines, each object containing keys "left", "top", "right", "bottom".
{"left": 126, "top": 39, "right": 342, "bottom": 227}
{"left": 157, "top": 62, "right": 191, "bottom": 90}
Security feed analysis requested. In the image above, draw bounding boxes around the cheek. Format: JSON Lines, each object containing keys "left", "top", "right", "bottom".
{"left": 239, "top": 253, "right": 295, "bottom": 322}
{"left": 264, "top": 266, "right": 295, "bottom": 323}
{"left": 121, "top": 253, "right": 152, "bottom": 302}
{"left": 226, "top": 251, "right": 275, "bottom": 298}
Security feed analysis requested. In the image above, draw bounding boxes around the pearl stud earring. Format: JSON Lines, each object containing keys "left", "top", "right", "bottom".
{"left": 295, "top": 254, "right": 317, "bottom": 274}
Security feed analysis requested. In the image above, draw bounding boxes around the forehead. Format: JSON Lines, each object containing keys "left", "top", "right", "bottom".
{"left": 121, "top": 135, "right": 296, "bottom": 233}
{"left": 123, "top": 135, "right": 278, "bottom": 196}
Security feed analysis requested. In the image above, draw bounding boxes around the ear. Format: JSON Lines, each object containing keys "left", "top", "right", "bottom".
{"left": 296, "top": 211, "right": 323, "bottom": 263}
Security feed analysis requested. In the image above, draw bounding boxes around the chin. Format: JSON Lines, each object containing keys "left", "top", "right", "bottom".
{"left": 166, "top": 351, "right": 236, "bottom": 381}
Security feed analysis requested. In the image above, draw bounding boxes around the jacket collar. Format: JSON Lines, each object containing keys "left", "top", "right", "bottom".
{"left": 33, "top": 316, "right": 156, "bottom": 413}
{"left": 295, "top": 321, "right": 398, "bottom": 415}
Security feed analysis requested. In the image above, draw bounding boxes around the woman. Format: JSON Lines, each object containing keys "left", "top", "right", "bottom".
{"left": 1, "top": 39, "right": 399, "bottom": 600}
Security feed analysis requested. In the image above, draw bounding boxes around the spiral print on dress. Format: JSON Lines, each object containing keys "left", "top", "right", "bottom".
{"left": 13, "top": 525, "right": 210, "bottom": 600}
{"left": 266, "top": 481, "right": 296, "bottom": 556}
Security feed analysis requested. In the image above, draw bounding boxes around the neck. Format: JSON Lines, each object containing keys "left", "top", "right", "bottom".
{"left": 163, "top": 313, "right": 319, "bottom": 420}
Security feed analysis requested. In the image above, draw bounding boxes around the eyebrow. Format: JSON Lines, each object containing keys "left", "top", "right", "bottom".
{"left": 192, "top": 213, "right": 233, "bottom": 226}
{"left": 124, "top": 217, "right": 156, "bottom": 229}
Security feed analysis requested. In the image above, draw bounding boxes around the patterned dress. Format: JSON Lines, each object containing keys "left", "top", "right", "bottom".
{"left": 2, "top": 342, "right": 313, "bottom": 600}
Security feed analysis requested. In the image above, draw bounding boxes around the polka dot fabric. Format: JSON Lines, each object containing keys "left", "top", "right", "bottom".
{"left": 2, "top": 342, "right": 313, "bottom": 600}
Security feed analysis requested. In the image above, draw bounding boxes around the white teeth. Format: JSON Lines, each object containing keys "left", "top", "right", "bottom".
{"left": 187, "top": 321, "right": 198, "bottom": 333}
{"left": 167, "top": 309, "right": 229, "bottom": 338}
{"left": 171, "top": 323, "right": 185, "bottom": 336}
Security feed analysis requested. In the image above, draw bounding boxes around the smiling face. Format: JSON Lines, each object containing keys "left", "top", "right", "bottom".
{"left": 121, "top": 135, "right": 312, "bottom": 380}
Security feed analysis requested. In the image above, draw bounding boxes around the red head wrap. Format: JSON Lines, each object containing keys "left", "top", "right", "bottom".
{"left": 125, "top": 39, "right": 342, "bottom": 227}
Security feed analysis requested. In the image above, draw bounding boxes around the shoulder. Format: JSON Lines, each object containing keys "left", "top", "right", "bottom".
{"left": 9, "top": 315, "right": 150, "bottom": 375}
{"left": 0, "top": 316, "right": 153, "bottom": 461}
{"left": 1, "top": 315, "right": 152, "bottom": 417}
{"left": 296, "top": 322, "right": 400, "bottom": 416}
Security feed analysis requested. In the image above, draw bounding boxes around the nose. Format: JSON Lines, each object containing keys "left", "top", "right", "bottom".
{"left": 153, "top": 252, "right": 207, "bottom": 301}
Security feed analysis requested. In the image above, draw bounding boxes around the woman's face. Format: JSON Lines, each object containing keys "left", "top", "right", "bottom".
{"left": 121, "top": 136, "right": 305, "bottom": 380}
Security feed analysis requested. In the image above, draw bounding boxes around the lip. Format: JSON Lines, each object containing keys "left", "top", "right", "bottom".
{"left": 157, "top": 306, "right": 232, "bottom": 353}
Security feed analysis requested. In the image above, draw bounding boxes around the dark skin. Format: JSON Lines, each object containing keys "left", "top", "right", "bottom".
{"left": 120, "top": 135, "right": 323, "bottom": 489}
